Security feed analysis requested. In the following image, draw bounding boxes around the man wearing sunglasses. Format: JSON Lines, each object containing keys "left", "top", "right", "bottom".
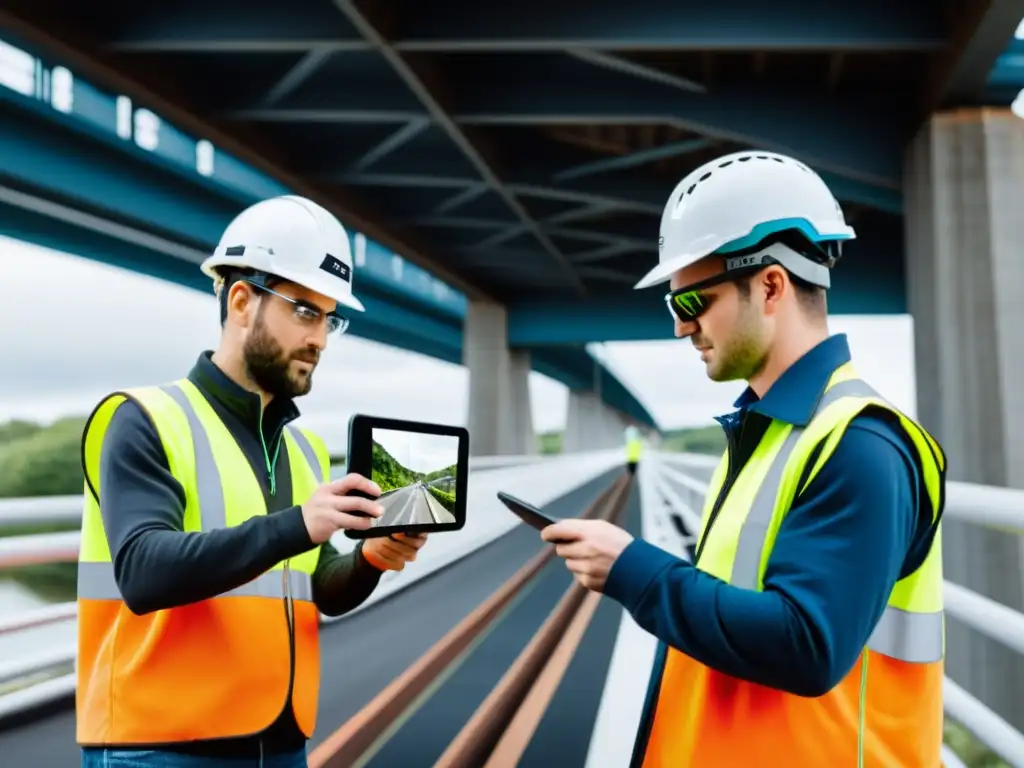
{"left": 543, "top": 151, "right": 946, "bottom": 767}
{"left": 76, "top": 195, "right": 428, "bottom": 767}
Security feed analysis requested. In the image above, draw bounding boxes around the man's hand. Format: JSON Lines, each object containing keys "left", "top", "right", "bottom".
{"left": 302, "top": 474, "right": 384, "bottom": 544}
{"left": 362, "top": 532, "right": 428, "bottom": 572}
{"left": 541, "top": 519, "right": 635, "bottom": 592}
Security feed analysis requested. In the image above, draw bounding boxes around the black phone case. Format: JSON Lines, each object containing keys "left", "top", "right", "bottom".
{"left": 496, "top": 491, "right": 558, "bottom": 530}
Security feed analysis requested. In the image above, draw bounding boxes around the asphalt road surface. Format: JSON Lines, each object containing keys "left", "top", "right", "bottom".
{"left": 375, "top": 482, "right": 455, "bottom": 527}
{"left": 0, "top": 467, "right": 631, "bottom": 766}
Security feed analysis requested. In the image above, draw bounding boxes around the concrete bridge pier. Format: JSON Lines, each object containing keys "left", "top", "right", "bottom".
{"left": 562, "top": 390, "right": 629, "bottom": 453}
{"left": 903, "top": 106, "right": 1024, "bottom": 731}
{"left": 463, "top": 301, "right": 536, "bottom": 456}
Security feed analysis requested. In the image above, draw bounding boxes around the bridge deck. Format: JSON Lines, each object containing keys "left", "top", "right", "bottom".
{"left": 0, "top": 470, "right": 645, "bottom": 766}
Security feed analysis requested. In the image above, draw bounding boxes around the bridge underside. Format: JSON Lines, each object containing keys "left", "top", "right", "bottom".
{"left": 0, "top": 34, "right": 660, "bottom": 437}
{"left": 2, "top": 0, "right": 1022, "bottom": 340}
{"left": 0, "top": 1, "right": 1022, "bottom": 444}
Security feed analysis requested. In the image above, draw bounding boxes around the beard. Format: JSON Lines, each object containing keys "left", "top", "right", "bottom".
{"left": 243, "top": 313, "right": 319, "bottom": 398}
{"left": 702, "top": 302, "right": 769, "bottom": 383}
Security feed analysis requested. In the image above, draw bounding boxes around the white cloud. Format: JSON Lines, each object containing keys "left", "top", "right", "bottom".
{"left": 0, "top": 237, "right": 915, "bottom": 448}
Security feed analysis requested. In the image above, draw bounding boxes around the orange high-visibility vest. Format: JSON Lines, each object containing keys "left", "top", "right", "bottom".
{"left": 76, "top": 379, "right": 327, "bottom": 745}
{"left": 640, "top": 364, "right": 946, "bottom": 767}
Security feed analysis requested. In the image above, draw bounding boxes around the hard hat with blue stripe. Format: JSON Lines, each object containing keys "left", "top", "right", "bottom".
{"left": 636, "top": 150, "right": 855, "bottom": 323}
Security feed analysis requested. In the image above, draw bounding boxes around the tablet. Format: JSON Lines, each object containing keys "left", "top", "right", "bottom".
{"left": 343, "top": 414, "right": 469, "bottom": 539}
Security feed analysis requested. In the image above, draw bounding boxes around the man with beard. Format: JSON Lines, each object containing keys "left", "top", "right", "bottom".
{"left": 542, "top": 152, "right": 947, "bottom": 767}
{"left": 76, "top": 195, "right": 428, "bottom": 768}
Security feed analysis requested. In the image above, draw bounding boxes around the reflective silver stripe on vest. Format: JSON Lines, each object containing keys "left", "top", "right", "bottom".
{"left": 77, "top": 561, "right": 311, "bottom": 606}
{"left": 286, "top": 426, "right": 327, "bottom": 484}
{"left": 724, "top": 378, "right": 943, "bottom": 664}
{"left": 730, "top": 379, "right": 880, "bottom": 590}
{"left": 78, "top": 382, "right": 316, "bottom": 604}
{"left": 77, "top": 561, "right": 313, "bottom": 603}
{"left": 162, "top": 384, "right": 228, "bottom": 532}
{"left": 867, "top": 604, "right": 943, "bottom": 663}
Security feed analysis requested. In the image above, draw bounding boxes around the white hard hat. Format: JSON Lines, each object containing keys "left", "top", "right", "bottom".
{"left": 201, "top": 195, "right": 364, "bottom": 313}
{"left": 634, "top": 150, "right": 855, "bottom": 290}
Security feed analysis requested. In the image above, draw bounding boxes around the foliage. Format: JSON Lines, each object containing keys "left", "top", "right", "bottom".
{"left": 944, "top": 720, "right": 1011, "bottom": 768}
{"left": 659, "top": 424, "right": 727, "bottom": 455}
{"left": 536, "top": 425, "right": 725, "bottom": 457}
{"left": 369, "top": 440, "right": 455, "bottom": 493}
{"left": 0, "top": 416, "right": 88, "bottom": 498}
{"left": 427, "top": 486, "right": 455, "bottom": 512}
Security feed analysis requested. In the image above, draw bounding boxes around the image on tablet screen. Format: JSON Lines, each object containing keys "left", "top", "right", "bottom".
{"left": 370, "top": 428, "right": 458, "bottom": 527}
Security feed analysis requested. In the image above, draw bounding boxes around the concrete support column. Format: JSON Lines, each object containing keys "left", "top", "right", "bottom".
{"left": 463, "top": 301, "right": 535, "bottom": 456}
{"left": 563, "top": 390, "right": 627, "bottom": 453}
{"left": 903, "top": 107, "right": 1024, "bottom": 730}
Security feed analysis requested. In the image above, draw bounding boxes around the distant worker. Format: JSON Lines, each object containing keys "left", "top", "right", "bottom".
{"left": 76, "top": 195, "right": 429, "bottom": 768}
{"left": 542, "top": 151, "right": 946, "bottom": 767}
{"left": 624, "top": 425, "right": 642, "bottom": 475}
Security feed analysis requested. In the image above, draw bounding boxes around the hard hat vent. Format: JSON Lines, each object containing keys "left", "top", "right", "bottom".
{"left": 676, "top": 153, "right": 814, "bottom": 208}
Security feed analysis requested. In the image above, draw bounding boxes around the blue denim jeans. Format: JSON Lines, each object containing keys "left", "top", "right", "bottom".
{"left": 81, "top": 746, "right": 308, "bottom": 768}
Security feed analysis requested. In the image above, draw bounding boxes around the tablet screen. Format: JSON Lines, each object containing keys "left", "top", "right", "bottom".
{"left": 370, "top": 427, "right": 459, "bottom": 528}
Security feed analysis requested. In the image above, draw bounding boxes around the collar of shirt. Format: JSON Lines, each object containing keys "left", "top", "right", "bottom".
{"left": 187, "top": 350, "right": 300, "bottom": 443}
{"left": 730, "top": 334, "right": 853, "bottom": 427}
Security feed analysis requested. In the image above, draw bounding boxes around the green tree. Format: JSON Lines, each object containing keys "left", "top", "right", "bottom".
{"left": 422, "top": 464, "right": 457, "bottom": 483}
{"left": 0, "top": 416, "right": 88, "bottom": 498}
{"left": 660, "top": 425, "right": 726, "bottom": 455}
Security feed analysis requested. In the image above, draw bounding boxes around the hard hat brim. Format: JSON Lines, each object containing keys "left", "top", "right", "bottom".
{"left": 272, "top": 266, "right": 366, "bottom": 313}
{"left": 633, "top": 251, "right": 702, "bottom": 290}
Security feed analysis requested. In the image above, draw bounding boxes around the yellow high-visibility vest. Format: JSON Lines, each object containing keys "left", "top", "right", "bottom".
{"left": 641, "top": 361, "right": 946, "bottom": 768}
{"left": 626, "top": 437, "right": 642, "bottom": 462}
{"left": 76, "top": 378, "right": 328, "bottom": 745}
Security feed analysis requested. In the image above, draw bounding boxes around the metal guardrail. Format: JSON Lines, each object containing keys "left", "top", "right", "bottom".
{"left": 653, "top": 451, "right": 1024, "bottom": 768}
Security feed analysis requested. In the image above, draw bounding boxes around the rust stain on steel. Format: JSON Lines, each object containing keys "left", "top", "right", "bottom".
{"left": 308, "top": 473, "right": 625, "bottom": 768}
{"left": 433, "top": 474, "right": 632, "bottom": 768}
{"left": 483, "top": 589, "right": 604, "bottom": 768}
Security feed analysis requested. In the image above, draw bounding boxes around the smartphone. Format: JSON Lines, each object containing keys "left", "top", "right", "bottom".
{"left": 497, "top": 491, "right": 559, "bottom": 531}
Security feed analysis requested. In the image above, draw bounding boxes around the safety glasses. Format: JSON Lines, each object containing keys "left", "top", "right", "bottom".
{"left": 664, "top": 269, "right": 755, "bottom": 324}
{"left": 662, "top": 235, "right": 842, "bottom": 324}
{"left": 243, "top": 279, "right": 350, "bottom": 335}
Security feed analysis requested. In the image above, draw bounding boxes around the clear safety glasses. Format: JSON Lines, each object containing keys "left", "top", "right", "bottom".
{"left": 243, "top": 280, "right": 350, "bottom": 335}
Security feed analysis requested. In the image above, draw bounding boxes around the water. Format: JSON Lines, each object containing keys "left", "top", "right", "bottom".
{"left": 0, "top": 579, "right": 74, "bottom": 662}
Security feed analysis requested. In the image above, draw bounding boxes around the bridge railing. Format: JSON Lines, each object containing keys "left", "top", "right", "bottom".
{"left": 0, "top": 449, "right": 623, "bottom": 723}
{"left": 649, "top": 450, "right": 1024, "bottom": 768}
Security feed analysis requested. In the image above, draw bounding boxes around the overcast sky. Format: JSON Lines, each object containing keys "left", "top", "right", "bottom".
{"left": 0, "top": 236, "right": 917, "bottom": 452}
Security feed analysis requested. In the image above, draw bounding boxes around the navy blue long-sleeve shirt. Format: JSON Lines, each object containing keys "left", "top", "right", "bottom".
{"left": 603, "top": 334, "right": 941, "bottom": 699}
